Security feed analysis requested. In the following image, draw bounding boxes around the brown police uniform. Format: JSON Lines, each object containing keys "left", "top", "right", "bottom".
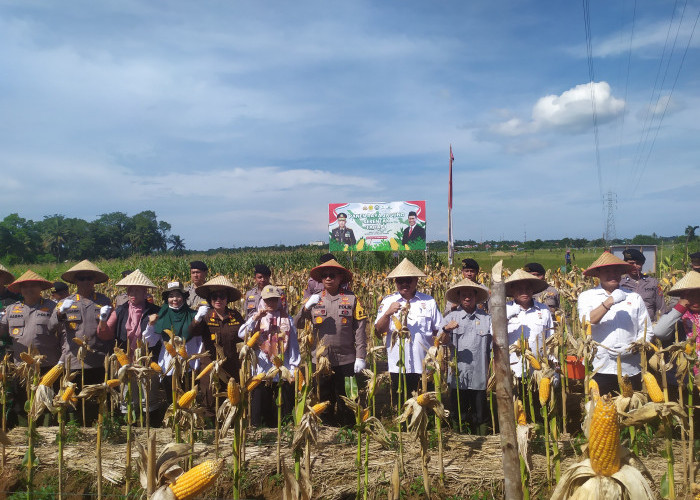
{"left": 49, "top": 292, "right": 113, "bottom": 370}
{"left": 243, "top": 287, "right": 263, "bottom": 321}
{"left": 185, "top": 284, "right": 208, "bottom": 309}
{"left": 535, "top": 285, "right": 560, "bottom": 311}
{"left": 620, "top": 274, "right": 665, "bottom": 320}
{"left": 0, "top": 298, "right": 59, "bottom": 366}
{"left": 308, "top": 290, "right": 367, "bottom": 366}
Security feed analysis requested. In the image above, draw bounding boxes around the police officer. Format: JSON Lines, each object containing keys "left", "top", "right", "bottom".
{"left": 243, "top": 264, "right": 272, "bottom": 321}
{"left": 620, "top": 248, "right": 665, "bottom": 320}
{"left": 50, "top": 281, "right": 70, "bottom": 302}
{"left": 48, "top": 260, "right": 113, "bottom": 424}
{"left": 295, "top": 259, "right": 367, "bottom": 425}
{"left": 523, "top": 262, "right": 560, "bottom": 314}
{"left": 186, "top": 260, "right": 210, "bottom": 309}
{"left": 0, "top": 264, "right": 17, "bottom": 357}
{"left": 330, "top": 213, "right": 356, "bottom": 246}
{"left": 690, "top": 252, "right": 700, "bottom": 273}
{"left": 1, "top": 271, "right": 59, "bottom": 426}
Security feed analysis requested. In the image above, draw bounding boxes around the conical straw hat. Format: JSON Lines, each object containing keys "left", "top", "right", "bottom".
{"left": 0, "top": 263, "right": 14, "bottom": 286}
{"left": 309, "top": 259, "right": 353, "bottom": 283}
{"left": 61, "top": 260, "right": 109, "bottom": 284}
{"left": 195, "top": 275, "right": 242, "bottom": 302}
{"left": 7, "top": 270, "right": 52, "bottom": 294}
{"left": 505, "top": 268, "right": 549, "bottom": 296}
{"left": 583, "top": 251, "right": 632, "bottom": 277}
{"left": 668, "top": 271, "right": 700, "bottom": 297}
{"left": 387, "top": 258, "right": 426, "bottom": 279}
{"left": 445, "top": 278, "right": 489, "bottom": 305}
{"left": 116, "top": 269, "right": 156, "bottom": 289}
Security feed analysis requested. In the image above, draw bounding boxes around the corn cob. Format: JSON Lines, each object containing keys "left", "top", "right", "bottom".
{"left": 588, "top": 379, "right": 600, "bottom": 400}
{"left": 246, "top": 331, "right": 260, "bottom": 348}
{"left": 311, "top": 401, "right": 330, "bottom": 415}
{"left": 150, "top": 361, "right": 162, "bottom": 374}
{"left": 415, "top": 393, "right": 430, "bottom": 407}
{"left": 344, "top": 244, "right": 349, "bottom": 251}
{"left": 516, "top": 400, "right": 527, "bottom": 425}
{"left": 165, "top": 342, "right": 178, "bottom": 358}
{"left": 106, "top": 379, "right": 121, "bottom": 388}
{"left": 178, "top": 388, "right": 197, "bottom": 408}
{"left": 20, "top": 352, "right": 35, "bottom": 365}
{"left": 361, "top": 408, "right": 370, "bottom": 422}
{"left": 648, "top": 343, "right": 659, "bottom": 353}
{"left": 685, "top": 341, "right": 695, "bottom": 356}
{"left": 389, "top": 238, "right": 399, "bottom": 251}
{"left": 168, "top": 459, "right": 223, "bottom": 500}
{"left": 538, "top": 377, "right": 551, "bottom": 406}
{"left": 620, "top": 375, "right": 633, "bottom": 398}
{"left": 39, "top": 363, "right": 64, "bottom": 386}
{"left": 588, "top": 394, "right": 621, "bottom": 476}
{"left": 585, "top": 322, "right": 592, "bottom": 336}
{"left": 115, "top": 351, "right": 130, "bottom": 367}
{"left": 196, "top": 361, "right": 214, "bottom": 381}
{"left": 356, "top": 238, "right": 365, "bottom": 251}
{"left": 296, "top": 369, "right": 305, "bottom": 392}
{"left": 643, "top": 372, "right": 664, "bottom": 403}
{"left": 61, "top": 384, "right": 76, "bottom": 402}
{"left": 178, "top": 346, "right": 189, "bottom": 359}
{"left": 404, "top": 244, "right": 410, "bottom": 250}
{"left": 245, "top": 373, "right": 265, "bottom": 392}
{"left": 227, "top": 378, "right": 240, "bottom": 405}
{"left": 525, "top": 354, "right": 541, "bottom": 370}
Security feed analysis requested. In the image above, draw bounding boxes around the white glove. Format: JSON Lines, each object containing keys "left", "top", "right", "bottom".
{"left": 607, "top": 342, "right": 628, "bottom": 358}
{"left": 506, "top": 303, "right": 520, "bottom": 319}
{"left": 304, "top": 294, "right": 321, "bottom": 310}
{"left": 195, "top": 305, "right": 210, "bottom": 322}
{"left": 611, "top": 289, "right": 627, "bottom": 304}
{"left": 99, "top": 305, "right": 112, "bottom": 322}
{"left": 59, "top": 299, "right": 74, "bottom": 313}
{"left": 354, "top": 358, "right": 366, "bottom": 373}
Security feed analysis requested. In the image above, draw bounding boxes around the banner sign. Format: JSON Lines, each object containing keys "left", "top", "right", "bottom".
{"left": 328, "top": 201, "right": 426, "bottom": 251}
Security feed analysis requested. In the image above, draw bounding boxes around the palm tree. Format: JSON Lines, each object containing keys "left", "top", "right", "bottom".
{"left": 42, "top": 215, "right": 67, "bottom": 263}
{"left": 686, "top": 225, "right": 699, "bottom": 260}
{"left": 169, "top": 235, "right": 186, "bottom": 256}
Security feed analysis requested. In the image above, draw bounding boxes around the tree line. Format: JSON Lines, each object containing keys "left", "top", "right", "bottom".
{"left": 0, "top": 211, "right": 185, "bottom": 264}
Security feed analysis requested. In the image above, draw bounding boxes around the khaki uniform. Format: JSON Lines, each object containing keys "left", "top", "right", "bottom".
{"left": 243, "top": 287, "right": 263, "bottom": 321}
{"left": 307, "top": 290, "right": 367, "bottom": 366}
{"left": 0, "top": 299, "right": 59, "bottom": 366}
{"left": 49, "top": 292, "right": 112, "bottom": 369}
{"left": 185, "top": 285, "right": 208, "bottom": 309}
{"left": 535, "top": 285, "right": 560, "bottom": 312}
{"left": 620, "top": 274, "right": 665, "bottom": 320}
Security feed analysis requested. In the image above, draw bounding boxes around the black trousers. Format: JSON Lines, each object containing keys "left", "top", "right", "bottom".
{"left": 450, "top": 388, "right": 488, "bottom": 432}
{"left": 389, "top": 372, "right": 427, "bottom": 404}
{"left": 250, "top": 382, "right": 294, "bottom": 428}
{"left": 317, "top": 363, "right": 362, "bottom": 426}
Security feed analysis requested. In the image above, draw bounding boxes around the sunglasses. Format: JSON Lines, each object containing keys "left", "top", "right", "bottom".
{"left": 320, "top": 273, "right": 337, "bottom": 279}
{"left": 395, "top": 278, "right": 413, "bottom": 285}
{"left": 210, "top": 292, "right": 228, "bottom": 300}
{"left": 76, "top": 275, "right": 94, "bottom": 282}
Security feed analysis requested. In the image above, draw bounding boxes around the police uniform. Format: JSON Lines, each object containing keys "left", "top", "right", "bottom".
{"left": 534, "top": 285, "right": 560, "bottom": 312}
{"left": 243, "top": 287, "right": 263, "bottom": 321}
{"left": 1, "top": 299, "right": 59, "bottom": 366}
{"left": 620, "top": 275, "right": 664, "bottom": 320}
{"left": 185, "top": 284, "right": 208, "bottom": 309}
{"left": 331, "top": 227, "right": 356, "bottom": 246}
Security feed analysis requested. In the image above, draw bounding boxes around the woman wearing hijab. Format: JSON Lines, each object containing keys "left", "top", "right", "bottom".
{"left": 239, "top": 285, "right": 300, "bottom": 427}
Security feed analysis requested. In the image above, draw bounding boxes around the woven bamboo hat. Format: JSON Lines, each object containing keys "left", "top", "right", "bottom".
{"left": 0, "top": 263, "right": 14, "bottom": 286}
{"left": 309, "top": 259, "right": 353, "bottom": 283}
{"left": 7, "top": 270, "right": 52, "bottom": 294}
{"left": 195, "top": 275, "right": 242, "bottom": 302}
{"left": 668, "top": 271, "right": 700, "bottom": 297}
{"left": 116, "top": 269, "right": 156, "bottom": 289}
{"left": 445, "top": 278, "right": 489, "bottom": 304}
{"left": 387, "top": 258, "right": 426, "bottom": 279}
{"left": 505, "top": 269, "right": 549, "bottom": 296}
{"left": 583, "top": 251, "right": 632, "bottom": 277}
{"left": 61, "top": 260, "right": 109, "bottom": 284}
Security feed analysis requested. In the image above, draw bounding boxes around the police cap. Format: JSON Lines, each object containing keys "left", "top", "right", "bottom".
{"left": 622, "top": 249, "right": 645, "bottom": 264}
{"left": 254, "top": 264, "right": 271, "bottom": 277}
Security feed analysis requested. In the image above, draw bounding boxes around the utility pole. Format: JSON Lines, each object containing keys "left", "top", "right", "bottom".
{"left": 604, "top": 191, "right": 617, "bottom": 243}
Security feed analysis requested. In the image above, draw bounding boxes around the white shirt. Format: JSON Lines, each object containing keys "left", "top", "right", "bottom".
{"left": 375, "top": 291, "right": 443, "bottom": 373}
{"left": 577, "top": 286, "right": 652, "bottom": 375}
{"left": 142, "top": 324, "right": 203, "bottom": 376}
{"left": 505, "top": 300, "right": 553, "bottom": 376}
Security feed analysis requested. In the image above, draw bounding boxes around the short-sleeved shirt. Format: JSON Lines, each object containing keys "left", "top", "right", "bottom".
{"left": 50, "top": 292, "right": 112, "bottom": 370}
{"left": 375, "top": 291, "right": 443, "bottom": 374}
{"left": 0, "top": 299, "right": 59, "bottom": 366}
{"left": 578, "top": 286, "right": 652, "bottom": 375}
{"left": 441, "top": 307, "right": 491, "bottom": 390}
{"left": 620, "top": 274, "right": 665, "bottom": 321}
{"left": 191, "top": 308, "right": 245, "bottom": 380}
{"left": 506, "top": 300, "right": 553, "bottom": 376}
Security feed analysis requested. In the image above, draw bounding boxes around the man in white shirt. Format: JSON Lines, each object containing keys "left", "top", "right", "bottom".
{"left": 578, "top": 252, "right": 653, "bottom": 395}
{"left": 375, "top": 258, "right": 442, "bottom": 403}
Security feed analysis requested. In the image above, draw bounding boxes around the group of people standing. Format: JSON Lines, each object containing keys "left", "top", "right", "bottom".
{"left": 0, "top": 249, "right": 699, "bottom": 434}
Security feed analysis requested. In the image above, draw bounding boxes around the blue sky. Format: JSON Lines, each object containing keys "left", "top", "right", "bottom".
{"left": 1, "top": 1, "right": 698, "bottom": 249}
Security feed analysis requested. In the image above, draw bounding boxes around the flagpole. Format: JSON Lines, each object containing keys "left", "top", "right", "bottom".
{"left": 448, "top": 145, "right": 454, "bottom": 266}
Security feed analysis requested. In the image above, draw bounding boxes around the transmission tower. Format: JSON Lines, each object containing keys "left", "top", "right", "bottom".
{"left": 604, "top": 191, "right": 617, "bottom": 242}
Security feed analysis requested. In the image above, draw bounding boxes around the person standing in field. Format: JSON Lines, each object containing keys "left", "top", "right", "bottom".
{"left": 240, "top": 285, "right": 299, "bottom": 427}
{"left": 654, "top": 271, "right": 700, "bottom": 350}
{"left": 48, "top": 260, "right": 113, "bottom": 425}
{"left": 619, "top": 248, "right": 665, "bottom": 320}
{"left": 444, "top": 258, "right": 485, "bottom": 314}
{"left": 0, "top": 264, "right": 17, "bottom": 358}
{"left": 113, "top": 270, "right": 134, "bottom": 307}
{"left": 302, "top": 253, "right": 350, "bottom": 299}
{"left": 440, "top": 278, "right": 491, "bottom": 434}
{"left": 504, "top": 269, "right": 553, "bottom": 380}
{"left": 243, "top": 264, "right": 272, "bottom": 321}
{"left": 0, "top": 270, "right": 58, "bottom": 426}
{"left": 50, "top": 281, "right": 70, "bottom": 302}
{"left": 186, "top": 260, "right": 210, "bottom": 308}
{"left": 296, "top": 259, "right": 367, "bottom": 425}
{"left": 523, "top": 262, "right": 560, "bottom": 314}
{"left": 375, "top": 258, "right": 442, "bottom": 402}
{"left": 578, "top": 252, "right": 653, "bottom": 396}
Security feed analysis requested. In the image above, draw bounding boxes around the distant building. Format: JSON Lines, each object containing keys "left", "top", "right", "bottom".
{"left": 309, "top": 240, "right": 325, "bottom": 246}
